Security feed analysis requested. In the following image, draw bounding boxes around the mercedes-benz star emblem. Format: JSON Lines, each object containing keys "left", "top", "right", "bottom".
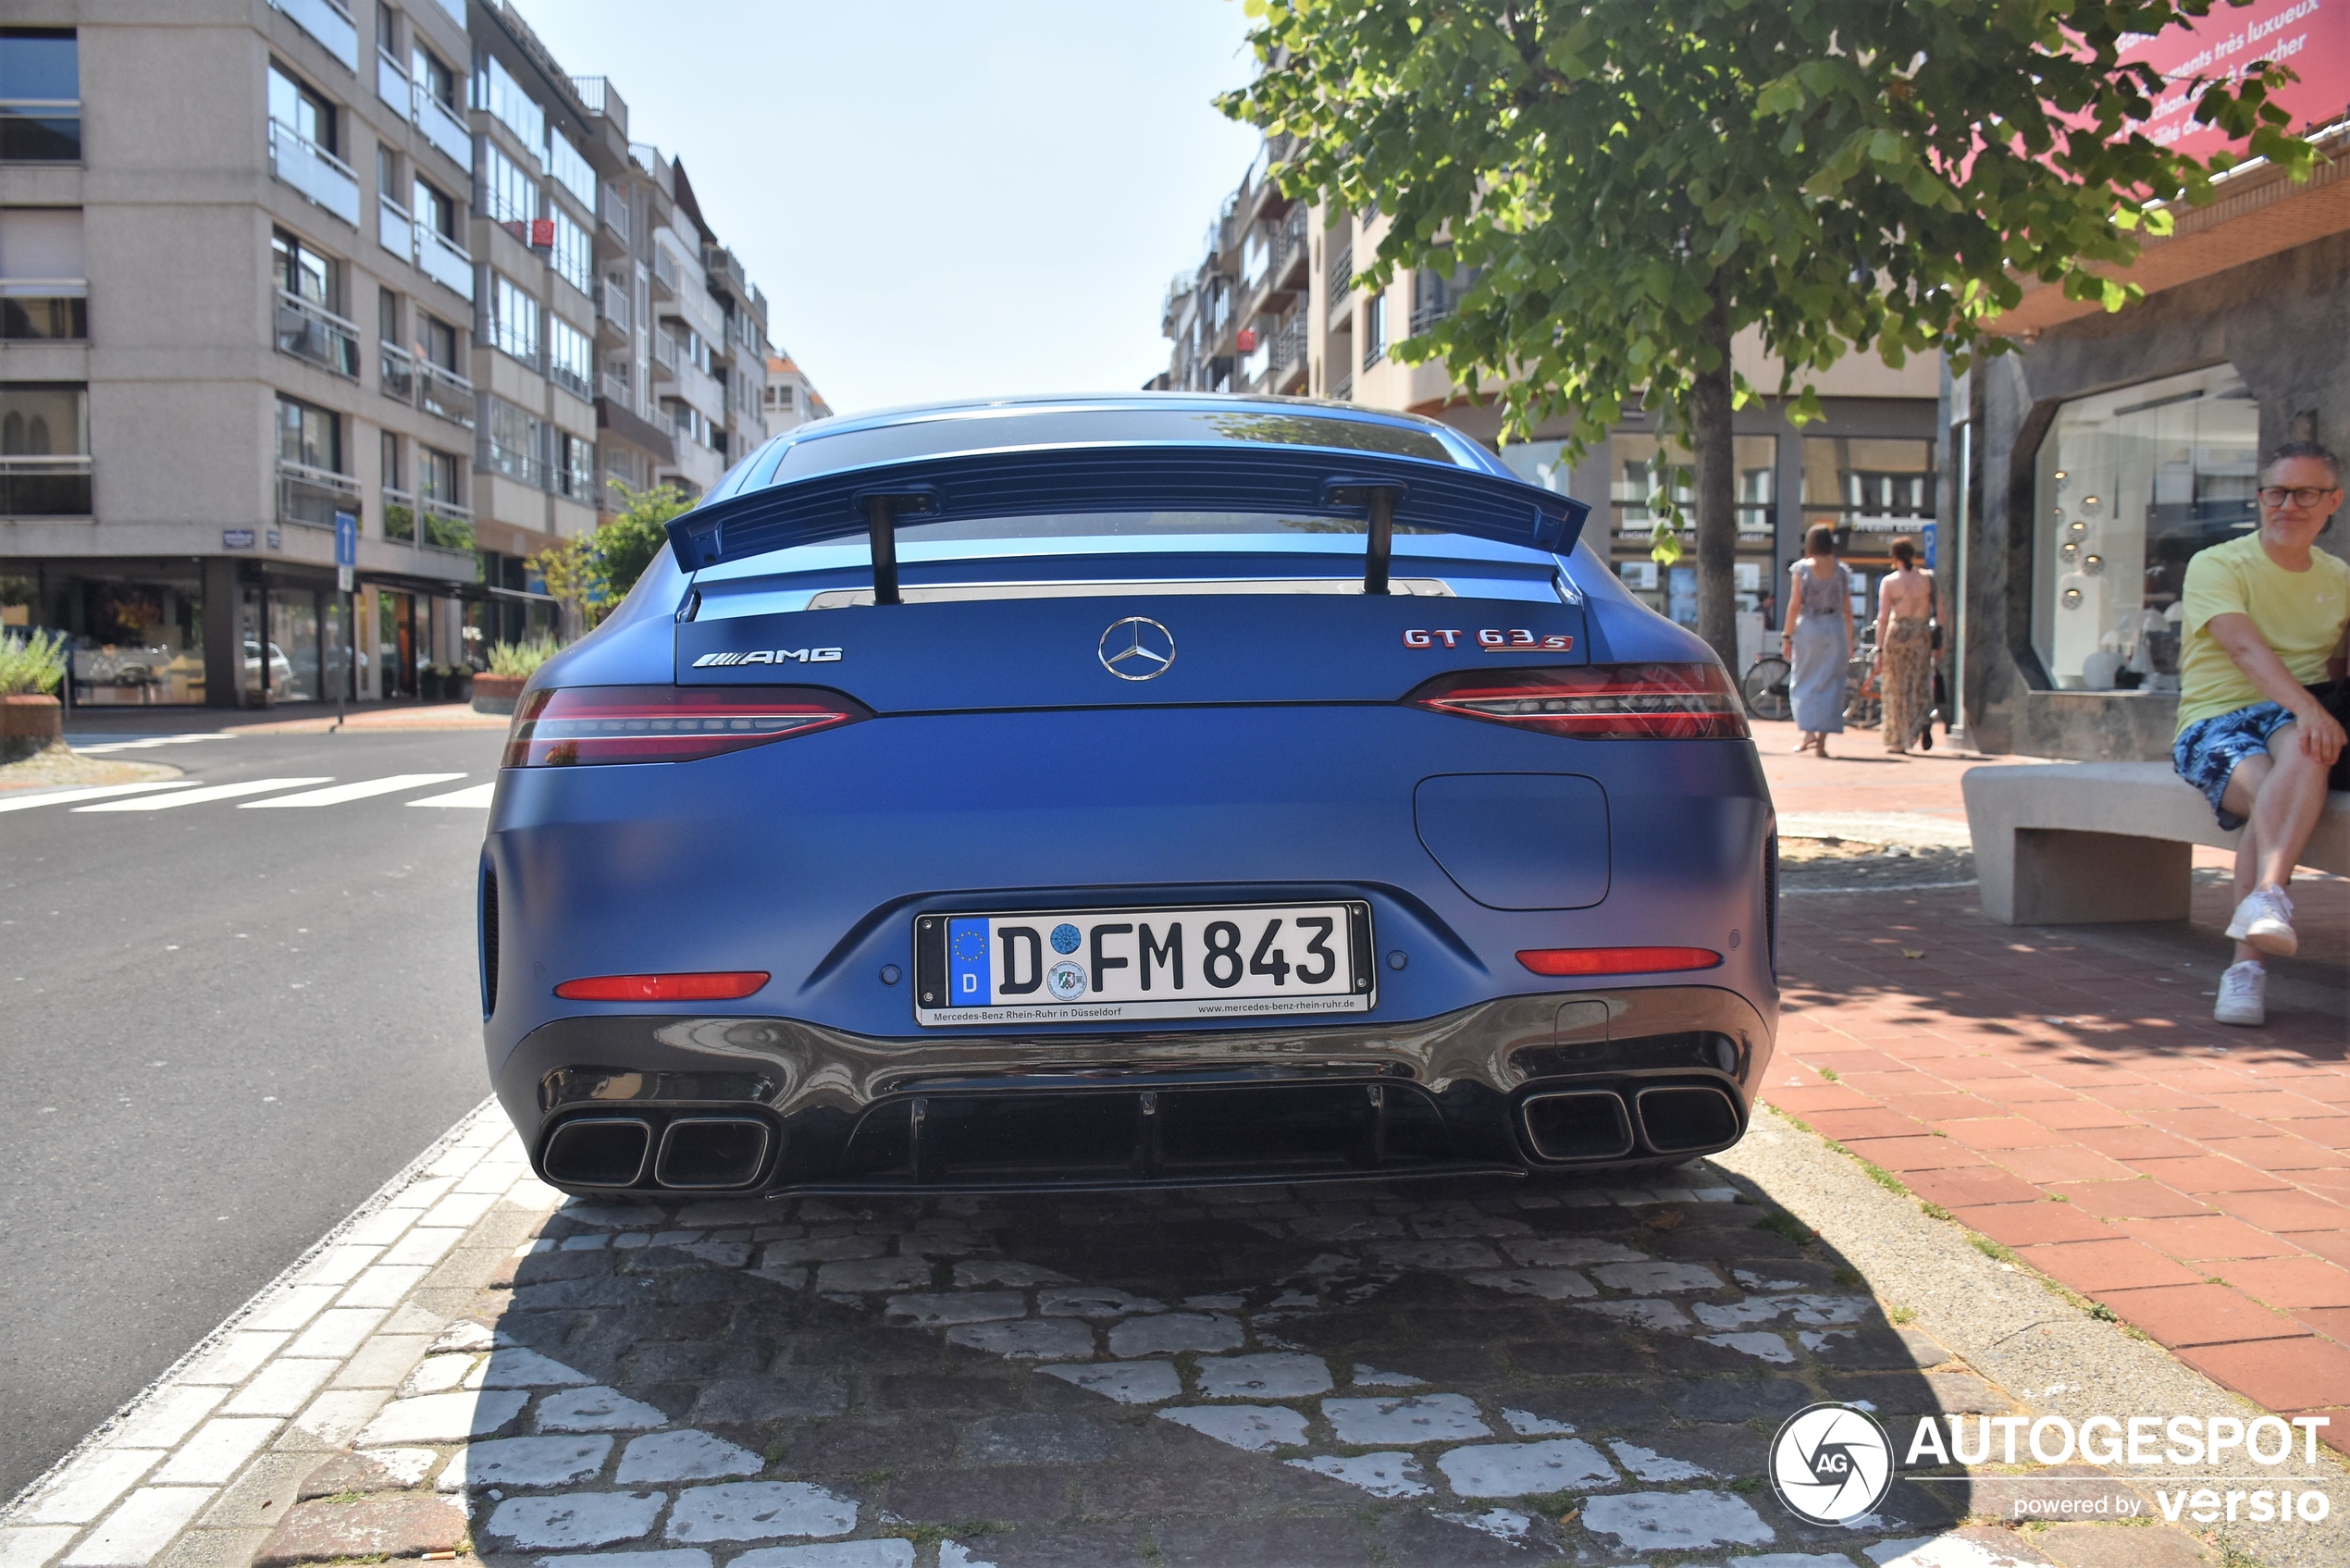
{"left": 1098, "top": 616, "right": 1176, "bottom": 681}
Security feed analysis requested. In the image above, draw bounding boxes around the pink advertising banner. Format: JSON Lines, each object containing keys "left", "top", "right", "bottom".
{"left": 2120, "top": 0, "right": 2350, "bottom": 159}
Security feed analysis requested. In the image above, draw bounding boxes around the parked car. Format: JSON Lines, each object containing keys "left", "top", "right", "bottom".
{"left": 481, "top": 395, "right": 1777, "bottom": 1194}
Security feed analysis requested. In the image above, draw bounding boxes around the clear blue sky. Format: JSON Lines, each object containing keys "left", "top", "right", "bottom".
{"left": 516, "top": 1, "right": 1263, "bottom": 416}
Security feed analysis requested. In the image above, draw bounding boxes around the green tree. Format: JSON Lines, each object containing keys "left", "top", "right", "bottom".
{"left": 1222, "top": 0, "right": 2311, "bottom": 668}
{"left": 531, "top": 481, "right": 693, "bottom": 638}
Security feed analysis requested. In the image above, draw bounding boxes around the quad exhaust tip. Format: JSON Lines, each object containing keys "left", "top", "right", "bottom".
{"left": 1518, "top": 1082, "right": 1742, "bottom": 1163}
{"left": 540, "top": 1114, "right": 773, "bottom": 1191}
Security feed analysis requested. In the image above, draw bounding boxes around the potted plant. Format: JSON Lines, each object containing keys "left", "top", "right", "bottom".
{"left": 0, "top": 627, "right": 67, "bottom": 762}
{"left": 475, "top": 636, "right": 558, "bottom": 715}
{"left": 420, "top": 663, "right": 447, "bottom": 703}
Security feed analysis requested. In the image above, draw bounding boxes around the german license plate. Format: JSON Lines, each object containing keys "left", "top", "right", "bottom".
{"left": 913, "top": 901, "right": 1374, "bottom": 1026}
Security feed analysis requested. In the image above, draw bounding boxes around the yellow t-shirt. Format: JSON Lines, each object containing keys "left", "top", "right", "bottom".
{"left": 2176, "top": 530, "right": 2350, "bottom": 730}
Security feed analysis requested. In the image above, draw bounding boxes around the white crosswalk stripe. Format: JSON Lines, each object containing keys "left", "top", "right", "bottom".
{"left": 73, "top": 777, "right": 332, "bottom": 812}
{"left": 406, "top": 782, "right": 496, "bottom": 809}
{"left": 239, "top": 772, "right": 467, "bottom": 808}
{"left": 69, "top": 735, "right": 239, "bottom": 754}
{"left": 0, "top": 781, "right": 202, "bottom": 813}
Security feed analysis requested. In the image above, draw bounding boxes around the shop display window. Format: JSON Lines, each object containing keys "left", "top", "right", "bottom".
{"left": 63, "top": 572, "right": 204, "bottom": 705}
{"left": 2031, "top": 364, "right": 2258, "bottom": 692}
{"left": 1611, "top": 432, "right": 1776, "bottom": 546}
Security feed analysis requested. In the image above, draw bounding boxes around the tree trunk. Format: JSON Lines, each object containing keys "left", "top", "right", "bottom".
{"left": 1689, "top": 282, "right": 1739, "bottom": 673}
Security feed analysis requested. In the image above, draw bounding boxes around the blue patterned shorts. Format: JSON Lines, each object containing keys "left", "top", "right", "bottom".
{"left": 2174, "top": 700, "right": 2299, "bottom": 830}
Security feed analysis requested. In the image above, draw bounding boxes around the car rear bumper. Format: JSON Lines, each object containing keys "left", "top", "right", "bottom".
{"left": 495, "top": 982, "right": 1774, "bottom": 1194}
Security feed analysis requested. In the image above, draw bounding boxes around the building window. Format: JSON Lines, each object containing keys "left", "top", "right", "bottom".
{"left": 548, "top": 315, "right": 592, "bottom": 401}
{"left": 273, "top": 228, "right": 340, "bottom": 312}
{"left": 0, "top": 29, "right": 80, "bottom": 162}
{"left": 267, "top": 63, "right": 338, "bottom": 158}
{"left": 277, "top": 393, "right": 341, "bottom": 473}
{"left": 412, "top": 42, "right": 454, "bottom": 110}
{"left": 1800, "top": 437, "right": 1935, "bottom": 544}
{"left": 472, "top": 54, "right": 544, "bottom": 154}
{"left": 272, "top": 228, "right": 357, "bottom": 376}
{"left": 489, "top": 273, "right": 540, "bottom": 364}
{"left": 548, "top": 131, "right": 596, "bottom": 212}
{"left": 412, "top": 176, "right": 456, "bottom": 240}
{"left": 2032, "top": 363, "right": 2259, "bottom": 693}
{"left": 0, "top": 382, "right": 89, "bottom": 514}
{"left": 559, "top": 429, "right": 593, "bottom": 500}
{"left": 1362, "top": 292, "right": 1387, "bottom": 370}
{"left": 481, "top": 395, "right": 546, "bottom": 487}
{"left": 0, "top": 206, "right": 86, "bottom": 339}
{"left": 480, "top": 140, "right": 537, "bottom": 228}
{"left": 376, "top": 5, "right": 401, "bottom": 57}
{"left": 549, "top": 207, "right": 591, "bottom": 295}
{"left": 418, "top": 311, "right": 459, "bottom": 371}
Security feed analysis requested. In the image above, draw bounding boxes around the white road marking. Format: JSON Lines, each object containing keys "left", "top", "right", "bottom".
{"left": 405, "top": 782, "right": 496, "bottom": 809}
{"left": 239, "top": 773, "right": 467, "bottom": 809}
{"left": 69, "top": 735, "right": 238, "bottom": 754}
{"left": 0, "top": 781, "right": 201, "bottom": 813}
{"left": 73, "top": 778, "right": 331, "bottom": 812}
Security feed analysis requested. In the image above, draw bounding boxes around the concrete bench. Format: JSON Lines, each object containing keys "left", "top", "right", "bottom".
{"left": 1962, "top": 760, "right": 2350, "bottom": 925}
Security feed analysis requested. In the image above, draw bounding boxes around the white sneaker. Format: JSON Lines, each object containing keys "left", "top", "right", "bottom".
{"left": 2225, "top": 886, "right": 2298, "bottom": 957}
{"left": 2214, "top": 960, "right": 2267, "bottom": 1027}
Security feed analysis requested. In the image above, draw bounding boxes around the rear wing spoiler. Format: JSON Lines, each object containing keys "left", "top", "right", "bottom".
{"left": 665, "top": 444, "right": 1589, "bottom": 600}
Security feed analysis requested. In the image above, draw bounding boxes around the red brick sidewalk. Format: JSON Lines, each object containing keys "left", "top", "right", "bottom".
{"left": 1767, "top": 872, "right": 2350, "bottom": 1451}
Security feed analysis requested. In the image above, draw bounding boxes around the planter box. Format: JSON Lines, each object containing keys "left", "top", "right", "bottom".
{"left": 2, "top": 693, "right": 62, "bottom": 762}
{"left": 472, "top": 673, "right": 525, "bottom": 716}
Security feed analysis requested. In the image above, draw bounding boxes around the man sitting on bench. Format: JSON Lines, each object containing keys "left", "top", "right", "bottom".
{"left": 2172, "top": 441, "right": 2348, "bottom": 1026}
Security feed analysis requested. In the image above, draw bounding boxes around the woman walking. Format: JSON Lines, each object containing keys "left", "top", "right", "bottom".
{"left": 1874, "top": 537, "right": 1936, "bottom": 754}
{"left": 1782, "top": 524, "right": 1854, "bottom": 755}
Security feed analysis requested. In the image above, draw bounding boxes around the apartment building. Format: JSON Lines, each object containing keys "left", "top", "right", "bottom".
{"left": 0, "top": 0, "right": 488, "bottom": 708}
{"left": 1158, "top": 141, "right": 1941, "bottom": 657}
{"left": 762, "top": 351, "right": 831, "bottom": 432}
{"left": 0, "top": 0, "right": 786, "bottom": 708}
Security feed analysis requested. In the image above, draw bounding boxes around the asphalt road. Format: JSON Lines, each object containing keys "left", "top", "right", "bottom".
{"left": 0, "top": 728, "right": 503, "bottom": 1501}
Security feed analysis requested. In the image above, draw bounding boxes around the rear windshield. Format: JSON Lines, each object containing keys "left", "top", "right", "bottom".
{"left": 769, "top": 407, "right": 1457, "bottom": 483}
{"left": 894, "top": 511, "right": 1442, "bottom": 543}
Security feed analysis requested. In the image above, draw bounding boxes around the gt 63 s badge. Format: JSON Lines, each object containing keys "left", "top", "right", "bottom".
{"left": 1403, "top": 629, "right": 1572, "bottom": 651}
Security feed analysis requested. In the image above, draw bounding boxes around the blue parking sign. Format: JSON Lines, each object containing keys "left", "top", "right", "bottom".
{"left": 334, "top": 511, "right": 358, "bottom": 567}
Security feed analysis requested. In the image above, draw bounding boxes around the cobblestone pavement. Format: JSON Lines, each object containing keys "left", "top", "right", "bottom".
{"left": 4, "top": 1104, "right": 2259, "bottom": 1568}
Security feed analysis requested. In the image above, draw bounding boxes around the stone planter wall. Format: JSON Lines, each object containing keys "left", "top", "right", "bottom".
{"left": 1, "top": 693, "right": 63, "bottom": 762}
{"left": 471, "top": 673, "right": 525, "bottom": 716}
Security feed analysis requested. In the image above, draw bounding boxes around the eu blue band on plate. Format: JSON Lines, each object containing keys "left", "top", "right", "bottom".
{"left": 947, "top": 917, "right": 992, "bottom": 1007}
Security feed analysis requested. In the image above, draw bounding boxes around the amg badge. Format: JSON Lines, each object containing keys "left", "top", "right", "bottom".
{"left": 690, "top": 648, "right": 843, "bottom": 667}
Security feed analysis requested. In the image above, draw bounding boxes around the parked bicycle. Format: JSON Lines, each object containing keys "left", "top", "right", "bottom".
{"left": 1738, "top": 626, "right": 1880, "bottom": 729}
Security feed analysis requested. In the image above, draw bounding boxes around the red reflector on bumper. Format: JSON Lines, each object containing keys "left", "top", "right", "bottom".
{"left": 553, "top": 971, "right": 771, "bottom": 1001}
{"left": 1516, "top": 946, "right": 1722, "bottom": 977}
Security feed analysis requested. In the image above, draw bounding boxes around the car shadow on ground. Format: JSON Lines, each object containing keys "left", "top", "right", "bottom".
{"left": 312, "top": 1167, "right": 2128, "bottom": 1568}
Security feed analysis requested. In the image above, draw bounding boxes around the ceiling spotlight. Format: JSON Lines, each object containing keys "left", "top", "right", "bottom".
{"left": 2081, "top": 553, "right": 2104, "bottom": 576}
{"left": 2060, "top": 586, "right": 2084, "bottom": 611}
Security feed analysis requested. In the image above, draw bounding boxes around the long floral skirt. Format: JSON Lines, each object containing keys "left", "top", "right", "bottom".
{"left": 1881, "top": 615, "right": 1934, "bottom": 750}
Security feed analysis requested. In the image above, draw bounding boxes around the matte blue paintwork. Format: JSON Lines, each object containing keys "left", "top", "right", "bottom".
{"left": 487, "top": 396, "right": 1775, "bottom": 1179}
{"left": 1413, "top": 773, "right": 1612, "bottom": 911}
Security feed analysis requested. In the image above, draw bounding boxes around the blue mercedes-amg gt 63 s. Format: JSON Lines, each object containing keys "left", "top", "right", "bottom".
{"left": 482, "top": 395, "right": 1776, "bottom": 1195}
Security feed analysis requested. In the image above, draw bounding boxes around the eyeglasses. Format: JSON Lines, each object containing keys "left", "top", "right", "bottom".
{"left": 2259, "top": 486, "right": 2340, "bottom": 509}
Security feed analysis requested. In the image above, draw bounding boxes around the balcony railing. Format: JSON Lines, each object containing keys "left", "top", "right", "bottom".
{"left": 601, "top": 369, "right": 631, "bottom": 406}
{"left": 0, "top": 101, "right": 80, "bottom": 162}
{"left": 479, "top": 438, "right": 549, "bottom": 490}
{"left": 650, "top": 331, "right": 679, "bottom": 378}
{"left": 1331, "top": 370, "right": 1353, "bottom": 402}
{"left": 1, "top": 281, "right": 87, "bottom": 341}
{"left": 600, "top": 185, "right": 631, "bottom": 241}
{"left": 268, "top": 118, "right": 360, "bottom": 227}
{"left": 417, "top": 361, "right": 476, "bottom": 428}
{"left": 413, "top": 88, "right": 469, "bottom": 167}
{"left": 1272, "top": 313, "right": 1306, "bottom": 371}
{"left": 600, "top": 278, "right": 630, "bottom": 333}
{"left": 275, "top": 290, "right": 360, "bottom": 378}
{"left": 1327, "top": 241, "right": 1353, "bottom": 297}
{"left": 383, "top": 486, "right": 415, "bottom": 542}
{"left": 375, "top": 49, "right": 408, "bottom": 114}
{"left": 377, "top": 193, "right": 413, "bottom": 261}
{"left": 271, "top": 0, "right": 357, "bottom": 69}
{"left": 550, "top": 362, "right": 593, "bottom": 402}
{"left": 379, "top": 341, "right": 417, "bottom": 404}
{"left": 277, "top": 461, "right": 359, "bottom": 530}
{"left": 421, "top": 497, "right": 473, "bottom": 553}
{"left": 0, "top": 455, "right": 93, "bottom": 516}
{"left": 649, "top": 245, "right": 679, "bottom": 297}
{"left": 414, "top": 223, "right": 475, "bottom": 302}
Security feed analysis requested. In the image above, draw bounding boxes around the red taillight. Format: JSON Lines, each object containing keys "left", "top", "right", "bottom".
{"left": 553, "top": 971, "right": 771, "bottom": 1001}
{"left": 1517, "top": 946, "right": 1723, "bottom": 976}
{"left": 1406, "top": 663, "right": 1748, "bottom": 740}
{"left": 503, "top": 685, "right": 869, "bottom": 767}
